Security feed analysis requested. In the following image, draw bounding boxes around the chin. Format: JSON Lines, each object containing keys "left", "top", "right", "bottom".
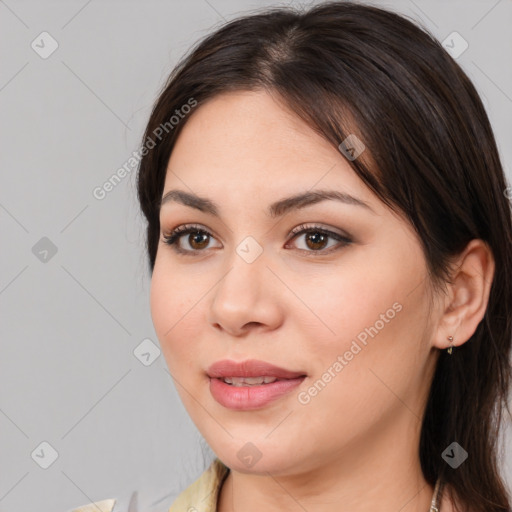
{"left": 214, "top": 444, "right": 298, "bottom": 475}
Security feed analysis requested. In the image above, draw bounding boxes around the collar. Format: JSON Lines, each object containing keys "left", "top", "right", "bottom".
{"left": 168, "top": 458, "right": 230, "bottom": 512}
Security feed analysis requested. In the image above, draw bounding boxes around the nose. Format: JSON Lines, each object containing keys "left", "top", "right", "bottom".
{"left": 208, "top": 246, "right": 284, "bottom": 337}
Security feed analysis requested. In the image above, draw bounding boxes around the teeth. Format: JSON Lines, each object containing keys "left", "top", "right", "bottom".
{"left": 222, "top": 376, "right": 279, "bottom": 386}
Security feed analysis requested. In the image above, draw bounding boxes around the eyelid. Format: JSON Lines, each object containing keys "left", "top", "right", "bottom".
{"left": 287, "top": 222, "right": 350, "bottom": 240}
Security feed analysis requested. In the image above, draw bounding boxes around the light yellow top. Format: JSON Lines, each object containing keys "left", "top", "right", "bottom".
{"left": 168, "top": 458, "right": 230, "bottom": 512}
{"left": 70, "top": 458, "right": 230, "bottom": 512}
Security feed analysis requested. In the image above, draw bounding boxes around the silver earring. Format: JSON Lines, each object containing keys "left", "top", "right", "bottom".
{"left": 447, "top": 336, "right": 454, "bottom": 354}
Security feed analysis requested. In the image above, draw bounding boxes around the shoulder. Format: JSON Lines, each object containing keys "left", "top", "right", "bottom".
{"left": 68, "top": 498, "right": 116, "bottom": 512}
{"left": 168, "top": 458, "right": 230, "bottom": 512}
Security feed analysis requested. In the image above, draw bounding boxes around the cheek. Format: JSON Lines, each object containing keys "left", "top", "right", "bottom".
{"left": 150, "top": 261, "right": 171, "bottom": 340}
{"left": 293, "top": 258, "right": 405, "bottom": 353}
{"left": 150, "top": 260, "right": 201, "bottom": 372}
{"left": 150, "top": 256, "right": 230, "bottom": 398}
{"left": 293, "top": 250, "right": 427, "bottom": 401}
{"left": 306, "top": 230, "right": 425, "bottom": 348}
{"left": 298, "top": 272, "right": 429, "bottom": 429}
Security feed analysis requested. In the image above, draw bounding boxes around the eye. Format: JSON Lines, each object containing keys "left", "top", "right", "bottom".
{"left": 286, "top": 223, "right": 352, "bottom": 255}
{"left": 162, "top": 224, "right": 220, "bottom": 255}
{"left": 161, "top": 223, "right": 352, "bottom": 256}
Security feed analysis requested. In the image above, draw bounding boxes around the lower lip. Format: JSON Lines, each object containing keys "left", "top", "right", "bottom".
{"left": 209, "top": 376, "right": 306, "bottom": 410}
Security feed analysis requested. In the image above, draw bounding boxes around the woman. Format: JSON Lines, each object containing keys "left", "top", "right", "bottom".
{"left": 73, "top": 1, "right": 512, "bottom": 511}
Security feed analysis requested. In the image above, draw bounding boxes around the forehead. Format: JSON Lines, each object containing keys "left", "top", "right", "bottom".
{"left": 171, "top": 90, "right": 334, "bottom": 166}
{"left": 164, "top": 90, "right": 376, "bottom": 206}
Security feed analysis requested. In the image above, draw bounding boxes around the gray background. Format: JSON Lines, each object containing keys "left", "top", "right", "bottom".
{"left": 1, "top": 0, "right": 511, "bottom": 511}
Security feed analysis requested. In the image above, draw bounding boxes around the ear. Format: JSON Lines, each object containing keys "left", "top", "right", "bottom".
{"left": 432, "top": 239, "right": 495, "bottom": 350}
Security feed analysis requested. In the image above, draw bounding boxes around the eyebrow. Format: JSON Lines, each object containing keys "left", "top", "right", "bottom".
{"left": 159, "top": 188, "right": 375, "bottom": 218}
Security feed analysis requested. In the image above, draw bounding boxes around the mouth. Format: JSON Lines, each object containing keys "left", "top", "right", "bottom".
{"left": 206, "top": 359, "right": 307, "bottom": 410}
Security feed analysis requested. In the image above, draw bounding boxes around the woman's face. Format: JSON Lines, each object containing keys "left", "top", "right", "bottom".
{"left": 150, "top": 90, "right": 439, "bottom": 475}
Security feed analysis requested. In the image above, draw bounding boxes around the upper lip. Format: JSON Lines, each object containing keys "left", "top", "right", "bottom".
{"left": 207, "top": 359, "right": 307, "bottom": 379}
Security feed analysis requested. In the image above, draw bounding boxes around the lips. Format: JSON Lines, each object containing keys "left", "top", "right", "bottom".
{"left": 207, "top": 359, "right": 307, "bottom": 410}
{"left": 207, "top": 359, "right": 307, "bottom": 380}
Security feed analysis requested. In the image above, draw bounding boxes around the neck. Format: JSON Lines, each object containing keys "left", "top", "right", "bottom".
{"left": 217, "top": 409, "right": 435, "bottom": 512}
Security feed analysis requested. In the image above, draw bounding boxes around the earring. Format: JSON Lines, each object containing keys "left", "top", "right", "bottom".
{"left": 447, "top": 336, "right": 454, "bottom": 354}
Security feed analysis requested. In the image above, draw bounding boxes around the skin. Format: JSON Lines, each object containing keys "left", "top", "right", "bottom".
{"left": 150, "top": 90, "right": 495, "bottom": 512}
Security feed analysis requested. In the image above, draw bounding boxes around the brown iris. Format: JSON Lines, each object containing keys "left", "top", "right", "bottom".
{"left": 188, "top": 231, "right": 210, "bottom": 250}
{"left": 304, "top": 231, "right": 329, "bottom": 251}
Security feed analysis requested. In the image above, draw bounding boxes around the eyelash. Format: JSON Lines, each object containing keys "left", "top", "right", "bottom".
{"left": 161, "top": 223, "right": 352, "bottom": 257}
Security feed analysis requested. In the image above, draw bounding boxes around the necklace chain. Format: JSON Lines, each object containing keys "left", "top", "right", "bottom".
{"left": 429, "top": 478, "right": 443, "bottom": 511}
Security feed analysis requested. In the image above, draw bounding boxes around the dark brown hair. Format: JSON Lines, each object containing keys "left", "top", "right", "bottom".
{"left": 136, "top": 2, "right": 512, "bottom": 510}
